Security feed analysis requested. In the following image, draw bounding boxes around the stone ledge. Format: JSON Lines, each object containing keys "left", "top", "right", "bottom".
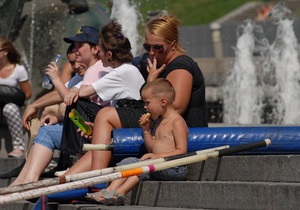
{"left": 133, "top": 180, "right": 300, "bottom": 209}
{"left": 187, "top": 154, "right": 300, "bottom": 182}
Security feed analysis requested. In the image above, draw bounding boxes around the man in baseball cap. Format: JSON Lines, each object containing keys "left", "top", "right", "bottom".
{"left": 63, "top": 26, "right": 99, "bottom": 45}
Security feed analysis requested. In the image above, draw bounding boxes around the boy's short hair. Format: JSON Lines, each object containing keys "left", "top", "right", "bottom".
{"left": 142, "top": 78, "right": 175, "bottom": 102}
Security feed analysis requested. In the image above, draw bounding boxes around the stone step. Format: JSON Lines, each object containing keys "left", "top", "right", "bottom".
{"left": 1, "top": 201, "right": 205, "bottom": 210}
{"left": 187, "top": 154, "right": 300, "bottom": 182}
{"left": 0, "top": 155, "right": 298, "bottom": 209}
{"left": 131, "top": 180, "right": 300, "bottom": 209}
{"left": 1, "top": 180, "right": 299, "bottom": 209}
{"left": 1, "top": 154, "right": 299, "bottom": 183}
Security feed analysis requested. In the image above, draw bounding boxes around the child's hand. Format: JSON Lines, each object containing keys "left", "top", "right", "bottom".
{"left": 141, "top": 153, "right": 157, "bottom": 160}
{"left": 139, "top": 113, "right": 151, "bottom": 127}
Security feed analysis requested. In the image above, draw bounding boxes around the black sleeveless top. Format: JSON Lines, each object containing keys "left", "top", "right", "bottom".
{"left": 158, "top": 55, "right": 208, "bottom": 127}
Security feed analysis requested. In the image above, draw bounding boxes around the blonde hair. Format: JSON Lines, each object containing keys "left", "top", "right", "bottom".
{"left": 143, "top": 78, "right": 175, "bottom": 102}
{"left": 145, "top": 12, "right": 185, "bottom": 53}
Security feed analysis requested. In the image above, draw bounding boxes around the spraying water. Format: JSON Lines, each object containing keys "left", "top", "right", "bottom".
{"left": 262, "top": 3, "right": 300, "bottom": 124}
{"left": 224, "top": 2, "right": 300, "bottom": 125}
{"left": 17, "top": 0, "right": 35, "bottom": 80}
{"left": 110, "top": 0, "right": 143, "bottom": 57}
{"left": 223, "top": 20, "right": 263, "bottom": 124}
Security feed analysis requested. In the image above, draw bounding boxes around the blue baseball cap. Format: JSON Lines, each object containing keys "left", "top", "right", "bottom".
{"left": 63, "top": 26, "right": 99, "bottom": 45}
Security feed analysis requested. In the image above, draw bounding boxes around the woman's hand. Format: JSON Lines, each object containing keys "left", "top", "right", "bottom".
{"left": 78, "top": 121, "right": 94, "bottom": 139}
{"left": 40, "top": 114, "right": 58, "bottom": 126}
{"left": 146, "top": 58, "right": 166, "bottom": 83}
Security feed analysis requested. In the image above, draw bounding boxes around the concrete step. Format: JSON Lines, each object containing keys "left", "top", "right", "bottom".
{"left": 187, "top": 154, "right": 300, "bottom": 182}
{"left": 1, "top": 201, "right": 205, "bottom": 210}
{"left": 132, "top": 180, "right": 300, "bottom": 209}
{"left": 1, "top": 154, "right": 299, "bottom": 182}
{"left": 1, "top": 180, "right": 299, "bottom": 209}
{"left": 0, "top": 155, "right": 298, "bottom": 209}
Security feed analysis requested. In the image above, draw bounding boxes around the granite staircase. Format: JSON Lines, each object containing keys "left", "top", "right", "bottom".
{"left": 0, "top": 144, "right": 299, "bottom": 209}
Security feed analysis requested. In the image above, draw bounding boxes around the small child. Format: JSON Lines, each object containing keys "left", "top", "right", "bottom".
{"left": 85, "top": 78, "right": 189, "bottom": 205}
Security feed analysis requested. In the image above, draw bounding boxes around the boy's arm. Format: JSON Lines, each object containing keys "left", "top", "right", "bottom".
{"left": 142, "top": 129, "right": 155, "bottom": 153}
{"left": 139, "top": 113, "right": 155, "bottom": 152}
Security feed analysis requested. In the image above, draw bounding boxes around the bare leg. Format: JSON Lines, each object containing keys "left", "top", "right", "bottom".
{"left": 10, "top": 143, "right": 53, "bottom": 185}
{"left": 21, "top": 144, "right": 53, "bottom": 184}
{"left": 62, "top": 151, "right": 92, "bottom": 176}
{"left": 91, "top": 107, "right": 122, "bottom": 170}
{"left": 93, "top": 176, "right": 139, "bottom": 202}
{"left": 113, "top": 176, "right": 139, "bottom": 196}
{"left": 106, "top": 178, "right": 127, "bottom": 192}
{"left": 26, "top": 118, "right": 41, "bottom": 158}
{"left": 9, "top": 148, "right": 34, "bottom": 186}
{"left": 62, "top": 107, "right": 122, "bottom": 176}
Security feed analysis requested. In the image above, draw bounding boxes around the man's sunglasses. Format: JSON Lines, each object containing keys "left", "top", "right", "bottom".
{"left": 143, "top": 43, "right": 164, "bottom": 53}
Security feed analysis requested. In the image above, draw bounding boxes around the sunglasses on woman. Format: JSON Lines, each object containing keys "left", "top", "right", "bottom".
{"left": 143, "top": 43, "right": 164, "bottom": 53}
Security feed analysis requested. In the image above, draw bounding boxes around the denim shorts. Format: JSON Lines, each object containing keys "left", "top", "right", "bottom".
{"left": 33, "top": 123, "right": 63, "bottom": 151}
{"left": 116, "top": 157, "right": 187, "bottom": 181}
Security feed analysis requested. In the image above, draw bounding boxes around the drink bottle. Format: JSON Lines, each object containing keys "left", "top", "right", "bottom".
{"left": 42, "top": 54, "right": 62, "bottom": 89}
{"left": 69, "top": 109, "right": 93, "bottom": 136}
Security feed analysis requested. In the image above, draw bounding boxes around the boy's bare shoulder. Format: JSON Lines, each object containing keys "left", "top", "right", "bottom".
{"left": 173, "top": 114, "right": 188, "bottom": 129}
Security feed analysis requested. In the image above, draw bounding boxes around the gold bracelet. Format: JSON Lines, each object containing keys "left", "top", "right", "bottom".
{"left": 143, "top": 130, "right": 151, "bottom": 135}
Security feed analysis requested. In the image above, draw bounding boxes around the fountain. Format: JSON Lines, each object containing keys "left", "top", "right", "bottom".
{"left": 3, "top": 0, "right": 111, "bottom": 100}
{"left": 223, "top": 20, "right": 264, "bottom": 124}
{"left": 2, "top": 1, "right": 300, "bottom": 125}
{"left": 0, "top": 0, "right": 144, "bottom": 100}
{"left": 0, "top": 0, "right": 27, "bottom": 41}
{"left": 110, "top": 0, "right": 143, "bottom": 57}
{"left": 223, "top": 2, "right": 300, "bottom": 125}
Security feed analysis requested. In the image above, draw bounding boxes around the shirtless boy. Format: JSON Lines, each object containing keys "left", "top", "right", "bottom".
{"left": 85, "top": 78, "right": 189, "bottom": 205}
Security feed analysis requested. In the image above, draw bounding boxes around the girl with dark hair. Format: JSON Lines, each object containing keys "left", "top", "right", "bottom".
{"left": 61, "top": 19, "right": 145, "bottom": 175}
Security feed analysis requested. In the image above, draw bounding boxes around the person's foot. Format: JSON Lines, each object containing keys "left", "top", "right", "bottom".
{"left": 85, "top": 189, "right": 125, "bottom": 205}
{"left": 8, "top": 148, "right": 24, "bottom": 158}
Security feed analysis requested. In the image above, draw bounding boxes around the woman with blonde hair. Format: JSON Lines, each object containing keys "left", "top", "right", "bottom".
{"left": 63, "top": 12, "right": 207, "bottom": 175}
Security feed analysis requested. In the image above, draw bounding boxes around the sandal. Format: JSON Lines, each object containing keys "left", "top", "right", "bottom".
{"left": 85, "top": 189, "right": 114, "bottom": 203}
{"left": 85, "top": 189, "right": 125, "bottom": 206}
{"left": 107, "top": 191, "right": 125, "bottom": 206}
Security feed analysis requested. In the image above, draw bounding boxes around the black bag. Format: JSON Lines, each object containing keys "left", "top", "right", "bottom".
{"left": 0, "top": 85, "right": 26, "bottom": 108}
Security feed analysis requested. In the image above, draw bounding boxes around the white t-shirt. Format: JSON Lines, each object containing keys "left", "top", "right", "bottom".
{"left": 0, "top": 64, "right": 28, "bottom": 88}
{"left": 91, "top": 63, "right": 145, "bottom": 104}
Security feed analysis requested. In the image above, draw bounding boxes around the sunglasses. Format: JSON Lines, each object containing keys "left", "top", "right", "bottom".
{"left": 143, "top": 43, "right": 164, "bottom": 53}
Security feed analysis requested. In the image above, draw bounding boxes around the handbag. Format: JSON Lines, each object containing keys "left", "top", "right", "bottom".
{"left": 0, "top": 85, "right": 26, "bottom": 108}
